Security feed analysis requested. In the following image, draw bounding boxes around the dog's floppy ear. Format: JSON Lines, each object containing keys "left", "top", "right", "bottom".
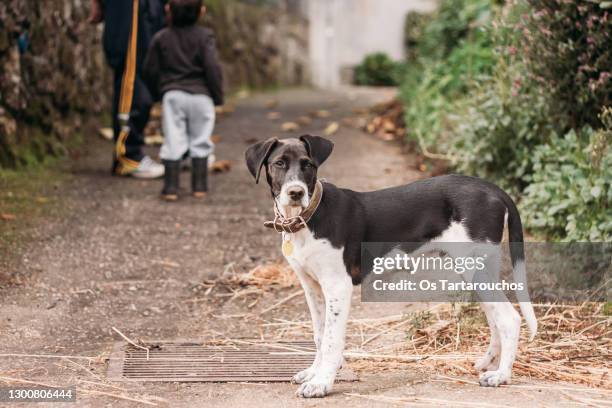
{"left": 245, "top": 137, "right": 279, "bottom": 183}
{"left": 299, "top": 135, "right": 334, "bottom": 167}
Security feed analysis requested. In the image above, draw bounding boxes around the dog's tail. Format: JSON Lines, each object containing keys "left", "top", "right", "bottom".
{"left": 505, "top": 198, "right": 538, "bottom": 341}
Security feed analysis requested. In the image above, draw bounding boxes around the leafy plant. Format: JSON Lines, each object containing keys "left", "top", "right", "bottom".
{"left": 404, "top": 11, "right": 430, "bottom": 62}
{"left": 400, "top": 0, "right": 496, "bottom": 152}
{"left": 450, "top": 58, "right": 553, "bottom": 193}
{"left": 518, "top": 0, "right": 612, "bottom": 129}
{"left": 417, "top": 0, "right": 493, "bottom": 61}
{"left": 354, "top": 53, "right": 402, "bottom": 87}
{"left": 520, "top": 109, "right": 612, "bottom": 241}
{"left": 399, "top": 0, "right": 611, "bottom": 240}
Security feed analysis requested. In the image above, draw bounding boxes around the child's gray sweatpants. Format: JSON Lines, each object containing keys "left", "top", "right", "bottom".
{"left": 160, "top": 90, "right": 215, "bottom": 161}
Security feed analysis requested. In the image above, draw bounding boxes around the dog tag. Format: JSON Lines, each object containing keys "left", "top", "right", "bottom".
{"left": 282, "top": 240, "right": 294, "bottom": 257}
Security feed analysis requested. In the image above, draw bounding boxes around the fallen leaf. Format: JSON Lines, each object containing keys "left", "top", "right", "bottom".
{"left": 36, "top": 197, "right": 49, "bottom": 204}
{"left": 281, "top": 122, "right": 300, "bottom": 132}
{"left": 376, "top": 131, "right": 395, "bottom": 141}
{"left": 363, "top": 99, "right": 407, "bottom": 139}
{"left": 265, "top": 99, "right": 279, "bottom": 109}
{"left": 243, "top": 137, "right": 258, "bottom": 144}
{"left": 215, "top": 105, "right": 235, "bottom": 115}
{"left": 382, "top": 119, "right": 396, "bottom": 132}
{"left": 150, "top": 104, "right": 162, "bottom": 119}
{"left": 152, "top": 259, "right": 180, "bottom": 268}
{"left": 236, "top": 90, "right": 250, "bottom": 99}
{"left": 98, "top": 127, "right": 113, "bottom": 141}
{"left": 312, "top": 109, "right": 331, "bottom": 118}
{"left": 210, "top": 160, "right": 231, "bottom": 173}
{"left": 0, "top": 213, "right": 16, "bottom": 221}
{"left": 144, "top": 134, "right": 164, "bottom": 146}
{"left": 211, "top": 135, "right": 222, "bottom": 144}
{"left": 267, "top": 112, "right": 281, "bottom": 120}
{"left": 354, "top": 117, "right": 369, "bottom": 129}
{"left": 296, "top": 116, "right": 312, "bottom": 125}
{"left": 323, "top": 121, "right": 339, "bottom": 136}
{"left": 418, "top": 163, "right": 427, "bottom": 172}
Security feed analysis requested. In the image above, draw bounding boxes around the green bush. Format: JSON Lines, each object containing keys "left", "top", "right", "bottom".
{"left": 400, "top": 0, "right": 496, "bottom": 152}
{"left": 451, "top": 78, "right": 553, "bottom": 193}
{"left": 399, "top": 0, "right": 611, "bottom": 240}
{"left": 417, "top": 0, "right": 493, "bottom": 61}
{"left": 354, "top": 53, "right": 401, "bottom": 86}
{"left": 521, "top": 112, "right": 611, "bottom": 241}
{"left": 518, "top": 0, "right": 612, "bottom": 129}
{"left": 404, "top": 11, "right": 430, "bottom": 62}
{"left": 450, "top": 1, "right": 612, "bottom": 240}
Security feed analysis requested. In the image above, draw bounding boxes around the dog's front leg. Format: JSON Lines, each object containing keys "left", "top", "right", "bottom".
{"left": 290, "top": 267, "right": 325, "bottom": 384}
{"left": 297, "top": 269, "right": 352, "bottom": 398}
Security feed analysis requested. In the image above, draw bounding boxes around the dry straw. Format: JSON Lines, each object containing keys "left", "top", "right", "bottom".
{"left": 216, "top": 263, "right": 611, "bottom": 390}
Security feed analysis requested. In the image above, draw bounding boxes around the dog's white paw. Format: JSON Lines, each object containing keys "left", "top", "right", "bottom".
{"left": 296, "top": 380, "right": 332, "bottom": 398}
{"left": 292, "top": 367, "right": 316, "bottom": 384}
{"left": 474, "top": 354, "right": 499, "bottom": 372}
{"left": 479, "top": 370, "right": 511, "bottom": 387}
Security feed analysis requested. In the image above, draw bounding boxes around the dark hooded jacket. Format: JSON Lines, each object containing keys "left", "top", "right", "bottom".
{"left": 143, "top": 25, "right": 224, "bottom": 105}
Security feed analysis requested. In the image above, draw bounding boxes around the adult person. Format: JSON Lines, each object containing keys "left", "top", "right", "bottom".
{"left": 88, "top": 0, "right": 166, "bottom": 178}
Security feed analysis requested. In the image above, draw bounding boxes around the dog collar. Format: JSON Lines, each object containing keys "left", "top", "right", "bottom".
{"left": 264, "top": 180, "right": 323, "bottom": 234}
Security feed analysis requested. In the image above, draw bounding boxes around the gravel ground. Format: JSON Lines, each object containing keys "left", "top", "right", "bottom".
{"left": 0, "top": 89, "right": 597, "bottom": 407}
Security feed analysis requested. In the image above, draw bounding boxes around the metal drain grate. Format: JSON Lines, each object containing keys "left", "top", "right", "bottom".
{"left": 107, "top": 340, "right": 358, "bottom": 382}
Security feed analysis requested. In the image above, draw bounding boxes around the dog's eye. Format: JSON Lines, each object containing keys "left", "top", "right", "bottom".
{"left": 303, "top": 161, "right": 314, "bottom": 169}
{"left": 274, "top": 160, "right": 285, "bottom": 168}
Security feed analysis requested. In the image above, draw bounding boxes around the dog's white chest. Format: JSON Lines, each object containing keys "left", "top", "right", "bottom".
{"left": 281, "top": 229, "right": 344, "bottom": 277}
{"left": 281, "top": 229, "right": 325, "bottom": 263}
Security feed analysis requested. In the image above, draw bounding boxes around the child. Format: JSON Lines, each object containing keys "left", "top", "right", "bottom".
{"left": 143, "top": 0, "right": 224, "bottom": 200}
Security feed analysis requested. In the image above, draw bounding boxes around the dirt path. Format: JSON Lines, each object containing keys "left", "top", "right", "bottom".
{"left": 0, "top": 89, "right": 599, "bottom": 407}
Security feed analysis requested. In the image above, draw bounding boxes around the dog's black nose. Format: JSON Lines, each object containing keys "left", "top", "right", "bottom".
{"left": 288, "top": 186, "right": 305, "bottom": 201}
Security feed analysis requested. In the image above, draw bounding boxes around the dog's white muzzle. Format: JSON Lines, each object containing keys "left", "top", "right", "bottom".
{"left": 277, "top": 180, "right": 309, "bottom": 215}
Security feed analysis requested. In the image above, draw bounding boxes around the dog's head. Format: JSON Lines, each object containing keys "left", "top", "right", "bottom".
{"left": 245, "top": 135, "right": 333, "bottom": 213}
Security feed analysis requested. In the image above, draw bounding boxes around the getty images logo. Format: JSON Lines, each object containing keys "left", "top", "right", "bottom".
{"left": 372, "top": 253, "right": 487, "bottom": 275}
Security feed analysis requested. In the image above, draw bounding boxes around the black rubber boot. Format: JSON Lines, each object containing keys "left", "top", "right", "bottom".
{"left": 161, "top": 160, "right": 181, "bottom": 201}
{"left": 191, "top": 157, "right": 208, "bottom": 199}
{"left": 111, "top": 156, "right": 119, "bottom": 175}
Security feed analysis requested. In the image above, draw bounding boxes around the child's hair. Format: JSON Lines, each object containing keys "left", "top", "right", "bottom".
{"left": 169, "top": 0, "right": 203, "bottom": 27}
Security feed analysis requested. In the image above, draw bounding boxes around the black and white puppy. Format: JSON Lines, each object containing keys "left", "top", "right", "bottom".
{"left": 245, "top": 135, "right": 537, "bottom": 398}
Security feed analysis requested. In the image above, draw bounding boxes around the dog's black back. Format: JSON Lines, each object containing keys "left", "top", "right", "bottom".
{"left": 308, "top": 174, "right": 522, "bottom": 284}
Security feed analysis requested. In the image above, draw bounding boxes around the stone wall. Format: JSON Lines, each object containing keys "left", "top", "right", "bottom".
{"left": 206, "top": 1, "right": 309, "bottom": 89}
{"left": 0, "top": 0, "right": 110, "bottom": 168}
{"left": 0, "top": 0, "right": 309, "bottom": 169}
